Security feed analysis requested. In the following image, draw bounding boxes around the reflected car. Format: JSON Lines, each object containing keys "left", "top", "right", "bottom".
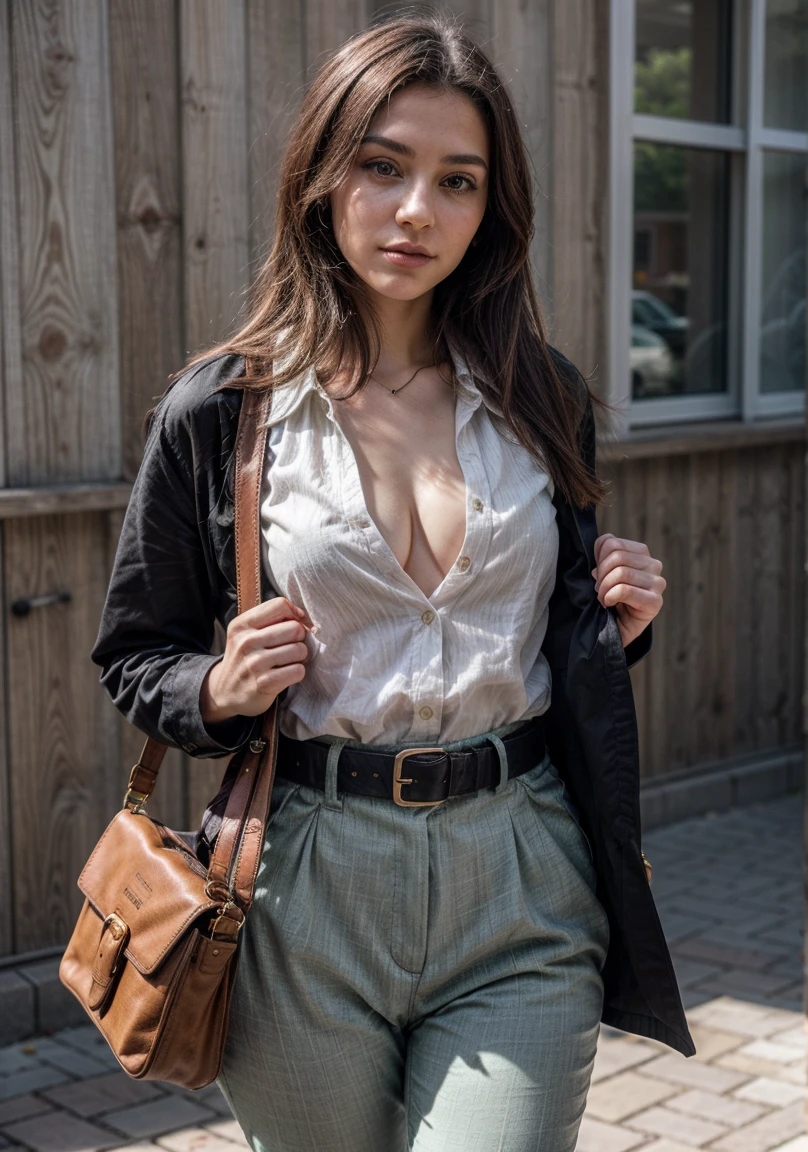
{"left": 632, "top": 290, "right": 689, "bottom": 357}
{"left": 631, "top": 324, "right": 675, "bottom": 397}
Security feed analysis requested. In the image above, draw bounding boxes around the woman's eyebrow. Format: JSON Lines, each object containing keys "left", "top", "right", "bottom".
{"left": 360, "top": 134, "right": 489, "bottom": 171}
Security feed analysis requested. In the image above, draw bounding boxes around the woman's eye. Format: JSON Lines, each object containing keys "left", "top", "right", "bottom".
{"left": 364, "top": 160, "right": 398, "bottom": 178}
{"left": 443, "top": 174, "right": 477, "bottom": 193}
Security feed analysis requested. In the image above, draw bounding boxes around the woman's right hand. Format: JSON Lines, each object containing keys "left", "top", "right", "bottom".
{"left": 200, "top": 596, "right": 313, "bottom": 725}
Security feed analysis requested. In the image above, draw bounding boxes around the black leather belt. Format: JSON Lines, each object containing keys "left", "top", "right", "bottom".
{"left": 276, "top": 716, "right": 546, "bottom": 807}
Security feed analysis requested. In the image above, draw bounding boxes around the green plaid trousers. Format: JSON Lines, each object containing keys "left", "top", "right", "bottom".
{"left": 218, "top": 722, "right": 610, "bottom": 1151}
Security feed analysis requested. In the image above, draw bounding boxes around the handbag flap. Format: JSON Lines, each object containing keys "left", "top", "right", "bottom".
{"left": 78, "top": 809, "right": 219, "bottom": 976}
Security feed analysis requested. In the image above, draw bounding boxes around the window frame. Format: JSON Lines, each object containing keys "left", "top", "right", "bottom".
{"left": 608, "top": 0, "right": 808, "bottom": 433}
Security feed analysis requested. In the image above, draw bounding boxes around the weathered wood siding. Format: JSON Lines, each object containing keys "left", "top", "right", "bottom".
{"left": 0, "top": 0, "right": 802, "bottom": 957}
{"left": 599, "top": 435, "right": 805, "bottom": 781}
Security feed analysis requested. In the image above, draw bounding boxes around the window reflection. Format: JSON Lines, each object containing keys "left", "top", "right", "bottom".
{"left": 632, "top": 143, "right": 730, "bottom": 398}
{"left": 635, "top": 0, "right": 732, "bottom": 123}
{"left": 760, "top": 152, "right": 807, "bottom": 393}
{"left": 765, "top": 0, "right": 808, "bottom": 132}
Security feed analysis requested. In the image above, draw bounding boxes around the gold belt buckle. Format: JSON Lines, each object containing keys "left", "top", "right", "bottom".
{"left": 393, "top": 747, "right": 447, "bottom": 807}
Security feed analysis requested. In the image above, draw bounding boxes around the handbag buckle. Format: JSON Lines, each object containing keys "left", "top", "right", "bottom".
{"left": 210, "top": 899, "right": 245, "bottom": 941}
{"left": 123, "top": 793, "right": 148, "bottom": 814}
{"left": 123, "top": 768, "right": 149, "bottom": 814}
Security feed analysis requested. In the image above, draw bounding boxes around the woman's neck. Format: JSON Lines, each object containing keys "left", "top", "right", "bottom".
{"left": 365, "top": 289, "right": 435, "bottom": 375}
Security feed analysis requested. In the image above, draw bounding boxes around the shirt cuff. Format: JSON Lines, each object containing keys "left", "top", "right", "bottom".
{"left": 164, "top": 652, "right": 258, "bottom": 756}
{"left": 624, "top": 622, "right": 653, "bottom": 670}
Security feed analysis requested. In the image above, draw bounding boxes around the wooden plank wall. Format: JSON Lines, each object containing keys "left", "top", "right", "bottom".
{"left": 0, "top": 0, "right": 803, "bottom": 955}
{"left": 1, "top": 0, "right": 123, "bottom": 952}
{"left": 0, "top": 0, "right": 18, "bottom": 957}
{"left": 598, "top": 441, "right": 806, "bottom": 780}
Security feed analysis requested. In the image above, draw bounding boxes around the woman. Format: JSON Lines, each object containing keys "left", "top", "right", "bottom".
{"left": 92, "top": 12, "right": 694, "bottom": 1151}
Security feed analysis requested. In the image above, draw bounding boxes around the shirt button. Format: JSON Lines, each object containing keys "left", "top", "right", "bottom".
{"left": 419, "top": 705, "right": 433, "bottom": 720}
{"left": 457, "top": 555, "right": 471, "bottom": 572}
{"left": 472, "top": 497, "right": 484, "bottom": 511}
{"left": 356, "top": 518, "right": 371, "bottom": 529}
{"left": 421, "top": 610, "right": 435, "bottom": 625}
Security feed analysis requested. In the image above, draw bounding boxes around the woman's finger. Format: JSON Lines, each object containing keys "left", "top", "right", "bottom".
{"left": 594, "top": 566, "right": 666, "bottom": 599}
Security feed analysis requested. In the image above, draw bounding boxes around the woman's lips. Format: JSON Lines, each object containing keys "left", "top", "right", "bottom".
{"left": 381, "top": 248, "right": 435, "bottom": 268}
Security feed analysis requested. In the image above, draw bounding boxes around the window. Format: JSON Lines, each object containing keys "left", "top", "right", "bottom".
{"left": 609, "top": 0, "right": 808, "bottom": 429}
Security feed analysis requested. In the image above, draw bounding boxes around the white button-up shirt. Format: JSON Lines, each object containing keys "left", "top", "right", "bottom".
{"left": 259, "top": 348, "right": 559, "bottom": 745}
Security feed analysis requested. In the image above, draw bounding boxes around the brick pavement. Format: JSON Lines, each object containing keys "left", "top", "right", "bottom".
{"left": 0, "top": 792, "right": 802, "bottom": 1151}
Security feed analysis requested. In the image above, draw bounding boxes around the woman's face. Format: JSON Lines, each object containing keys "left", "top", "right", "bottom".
{"left": 329, "top": 83, "right": 490, "bottom": 304}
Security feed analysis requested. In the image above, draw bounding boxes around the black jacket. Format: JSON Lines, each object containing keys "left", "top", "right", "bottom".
{"left": 91, "top": 351, "right": 696, "bottom": 1058}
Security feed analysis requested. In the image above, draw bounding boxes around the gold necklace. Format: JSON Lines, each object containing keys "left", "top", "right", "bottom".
{"left": 368, "top": 362, "right": 434, "bottom": 396}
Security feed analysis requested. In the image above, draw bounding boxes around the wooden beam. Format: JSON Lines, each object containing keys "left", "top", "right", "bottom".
{"left": 599, "top": 416, "right": 806, "bottom": 461}
{"left": 0, "top": 483, "right": 132, "bottom": 520}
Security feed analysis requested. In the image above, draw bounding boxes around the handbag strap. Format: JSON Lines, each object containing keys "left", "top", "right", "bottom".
{"left": 205, "top": 377, "right": 280, "bottom": 914}
{"left": 124, "top": 358, "right": 279, "bottom": 929}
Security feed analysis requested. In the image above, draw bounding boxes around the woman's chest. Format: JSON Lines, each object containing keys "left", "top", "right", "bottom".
{"left": 332, "top": 396, "right": 468, "bottom": 598}
{"left": 260, "top": 400, "right": 558, "bottom": 614}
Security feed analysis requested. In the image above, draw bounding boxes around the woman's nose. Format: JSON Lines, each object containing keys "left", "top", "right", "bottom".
{"left": 395, "top": 180, "right": 434, "bottom": 229}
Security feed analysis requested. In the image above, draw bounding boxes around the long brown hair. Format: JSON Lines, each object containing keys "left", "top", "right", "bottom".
{"left": 149, "top": 10, "right": 608, "bottom": 508}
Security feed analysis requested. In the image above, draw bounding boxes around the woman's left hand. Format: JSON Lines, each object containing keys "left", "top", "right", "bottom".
{"left": 591, "top": 534, "right": 666, "bottom": 649}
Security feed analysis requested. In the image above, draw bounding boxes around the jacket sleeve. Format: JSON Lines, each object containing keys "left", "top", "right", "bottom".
{"left": 580, "top": 383, "right": 653, "bottom": 671}
{"left": 91, "top": 399, "right": 257, "bottom": 758}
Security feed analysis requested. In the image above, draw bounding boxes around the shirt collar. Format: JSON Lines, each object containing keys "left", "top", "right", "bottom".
{"left": 262, "top": 337, "right": 502, "bottom": 427}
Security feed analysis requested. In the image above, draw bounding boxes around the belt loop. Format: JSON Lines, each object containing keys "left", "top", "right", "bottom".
{"left": 487, "top": 732, "right": 510, "bottom": 795}
{"left": 324, "top": 737, "right": 349, "bottom": 810}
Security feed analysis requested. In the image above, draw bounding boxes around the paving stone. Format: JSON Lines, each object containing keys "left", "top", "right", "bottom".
{"left": 20, "top": 1036, "right": 114, "bottom": 1079}
{"left": 681, "top": 986, "right": 714, "bottom": 1010}
{"left": 590, "top": 1037, "right": 662, "bottom": 1083}
{"left": 624, "top": 1103, "right": 728, "bottom": 1145}
{"left": 41, "top": 1070, "right": 167, "bottom": 1117}
{"left": 0, "top": 1095, "right": 55, "bottom": 1125}
{"left": 584, "top": 1070, "right": 681, "bottom": 1122}
{"left": 0, "top": 974, "right": 35, "bottom": 1048}
{"left": 767, "top": 1024, "right": 805, "bottom": 1050}
{"left": 16, "top": 959, "right": 87, "bottom": 1034}
{"left": 0, "top": 1047, "right": 36, "bottom": 1077}
{"left": 104, "top": 1096, "right": 217, "bottom": 1140}
{"left": 0, "top": 1065, "right": 70, "bottom": 1101}
{"left": 774, "top": 1061, "right": 806, "bottom": 1086}
{"left": 631, "top": 1143, "right": 713, "bottom": 1152}
{"left": 657, "top": 913, "right": 717, "bottom": 943}
{"left": 733, "top": 1076, "right": 806, "bottom": 1107}
{"left": 156, "top": 1130, "right": 243, "bottom": 1151}
{"left": 663, "top": 1088, "right": 765, "bottom": 1128}
{"left": 708, "top": 1100, "right": 805, "bottom": 1152}
{"left": 204, "top": 1119, "right": 249, "bottom": 1147}
{"left": 686, "top": 1025, "right": 745, "bottom": 1062}
{"left": 673, "top": 938, "right": 783, "bottom": 971}
{"left": 574, "top": 1115, "right": 647, "bottom": 1151}
{"left": 694, "top": 968, "right": 800, "bottom": 999}
{"left": 164, "top": 1083, "right": 232, "bottom": 1116}
{"left": 636, "top": 1053, "right": 749, "bottom": 1093}
{"left": 2, "top": 1110, "right": 117, "bottom": 1152}
{"left": 737, "top": 1038, "right": 804, "bottom": 1065}
{"left": 765, "top": 983, "right": 804, "bottom": 1013}
{"left": 50, "top": 1026, "right": 121, "bottom": 1064}
{"left": 671, "top": 959, "right": 725, "bottom": 988}
{"left": 717, "top": 1050, "right": 802, "bottom": 1080}
{"left": 686, "top": 998, "right": 801, "bottom": 1038}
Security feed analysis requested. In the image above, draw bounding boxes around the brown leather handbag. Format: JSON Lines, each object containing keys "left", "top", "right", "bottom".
{"left": 60, "top": 382, "right": 277, "bottom": 1090}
